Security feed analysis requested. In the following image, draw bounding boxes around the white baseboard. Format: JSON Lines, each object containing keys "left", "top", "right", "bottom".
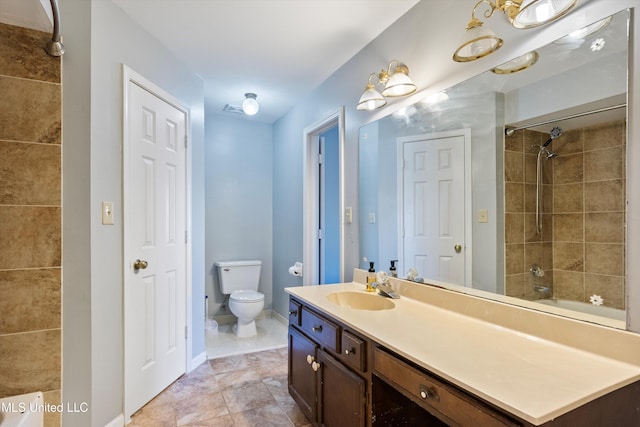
{"left": 190, "top": 351, "right": 207, "bottom": 371}
{"left": 105, "top": 413, "right": 124, "bottom": 427}
{"left": 271, "top": 309, "right": 288, "bottom": 326}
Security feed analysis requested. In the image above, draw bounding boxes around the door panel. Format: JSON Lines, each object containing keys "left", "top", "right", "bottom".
{"left": 402, "top": 135, "right": 465, "bottom": 285}
{"left": 125, "top": 81, "right": 187, "bottom": 418}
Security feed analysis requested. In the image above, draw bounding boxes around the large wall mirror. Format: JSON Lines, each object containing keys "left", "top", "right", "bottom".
{"left": 359, "top": 9, "right": 629, "bottom": 329}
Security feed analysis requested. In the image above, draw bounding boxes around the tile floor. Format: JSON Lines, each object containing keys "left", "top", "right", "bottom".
{"left": 128, "top": 347, "right": 311, "bottom": 427}
{"left": 206, "top": 317, "right": 288, "bottom": 359}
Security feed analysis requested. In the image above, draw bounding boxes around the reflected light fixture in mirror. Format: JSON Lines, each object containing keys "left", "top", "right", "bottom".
{"left": 356, "top": 60, "right": 416, "bottom": 111}
{"left": 242, "top": 93, "right": 259, "bottom": 116}
{"left": 453, "top": 0, "right": 578, "bottom": 62}
{"left": 491, "top": 50, "right": 538, "bottom": 74}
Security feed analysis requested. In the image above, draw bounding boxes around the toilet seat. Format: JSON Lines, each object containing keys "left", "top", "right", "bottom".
{"left": 230, "top": 290, "right": 264, "bottom": 303}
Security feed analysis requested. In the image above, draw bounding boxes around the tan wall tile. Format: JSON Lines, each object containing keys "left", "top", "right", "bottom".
{"left": 504, "top": 151, "right": 524, "bottom": 183}
{"left": 553, "top": 213, "right": 583, "bottom": 242}
{"left": 585, "top": 243, "right": 625, "bottom": 276}
{"left": 0, "top": 329, "right": 61, "bottom": 398}
{"left": 584, "top": 122, "right": 625, "bottom": 151}
{"left": 43, "top": 389, "right": 61, "bottom": 427}
{"left": 524, "top": 153, "right": 537, "bottom": 184}
{"left": 0, "top": 77, "right": 61, "bottom": 144}
{"left": 585, "top": 212, "right": 625, "bottom": 243}
{"left": 524, "top": 183, "right": 536, "bottom": 212}
{"left": 504, "top": 129, "right": 524, "bottom": 152}
{"left": 505, "top": 213, "right": 524, "bottom": 244}
{"left": 552, "top": 270, "right": 585, "bottom": 301}
{"left": 584, "top": 146, "right": 624, "bottom": 181}
{"left": 505, "top": 273, "right": 526, "bottom": 298}
{"left": 504, "top": 182, "right": 524, "bottom": 213}
{"left": 553, "top": 152, "right": 583, "bottom": 184}
{"left": 553, "top": 242, "right": 584, "bottom": 272}
{"left": 553, "top": 183, "right": 583, "bottom": 213}
{"left": 0, "top": 140, "right": 61, "bottom": 205}
{"left": 585, "top": 274, "right": 625, "bottom": 310}
{"left": 0, "top": 206, "right": 61, "bottom": 269}
{"left": 0, "top": 268, "right": 61, "bottom": 334}
{"left": 584, "top": 179, "right": 625, "bottom": 212}
{"left": 553, "top": 129, "right": 583, "bottom": 155}
{"left": 0, "top": 23, "right": 60, "bottom": 83}
{"left": 505, "top": 244, "right": 524, "bottom": 275}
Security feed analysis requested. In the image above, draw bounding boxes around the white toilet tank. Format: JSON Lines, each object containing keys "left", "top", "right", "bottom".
{"left": 215, "top": 260, "right": 262, "bottom": 294}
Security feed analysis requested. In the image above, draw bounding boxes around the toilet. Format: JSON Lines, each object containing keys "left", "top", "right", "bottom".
{"left": 215, "top": 260, "right": 265, "bottom": 338}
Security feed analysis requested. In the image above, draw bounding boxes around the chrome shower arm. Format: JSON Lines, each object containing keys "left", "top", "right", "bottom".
{"left": 45, "top": 0, "right": 65, "bottom": 56}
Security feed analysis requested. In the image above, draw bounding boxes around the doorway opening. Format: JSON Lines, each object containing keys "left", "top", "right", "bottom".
{"left": 303, "top": 107, "right": 345, "bottom": 285}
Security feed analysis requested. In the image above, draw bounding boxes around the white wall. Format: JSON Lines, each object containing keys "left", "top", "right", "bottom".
{"left": 62, "top": 0, "right": 206, "bottom": 425}
{"left": 205, "top": 115, "right": 274, "bottom": 316}
{"left": 272, "top": 0, "right": 640, "bottom": 322}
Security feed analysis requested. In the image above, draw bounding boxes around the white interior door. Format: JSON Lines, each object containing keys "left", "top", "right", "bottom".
{"left": 400, "top": 133, "right": 467, "bottom": 285}
{"left": 124, "top": 79, "right": 187, "bottom": 418}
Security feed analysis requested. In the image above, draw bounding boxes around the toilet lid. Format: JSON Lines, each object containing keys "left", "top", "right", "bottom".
{"left": 230, "top": 290, "right": 264, "bottom": 303}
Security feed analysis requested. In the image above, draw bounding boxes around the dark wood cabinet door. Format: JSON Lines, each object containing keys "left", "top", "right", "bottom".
{"left": 288, "top": 326, "right": 318, "bottom": 423}
{"left": 318, "top": 350, "right": 366, "bottom": 427}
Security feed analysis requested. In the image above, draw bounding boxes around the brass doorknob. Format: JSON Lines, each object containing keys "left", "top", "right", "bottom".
{"left": 133, "top": 259, "right": 148, "bottom": 270}
{"left": 454, "top": 244, "right": 462, "bottom": 253}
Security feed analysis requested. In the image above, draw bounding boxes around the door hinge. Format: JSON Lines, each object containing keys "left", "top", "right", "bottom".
{"left": 184, "top": 135, "right": 188, "bottom": 148}
{"left": 318, "top": 153, "right": 324, "bottom": 165}
{"left": 185, "top": 230, "right": 188, "bottom": 244}
{"left": 184, "top": 325, "right": 188, "bottom": 339}
{"left": 317, "top": 229, "right": 324, "bottom": 240}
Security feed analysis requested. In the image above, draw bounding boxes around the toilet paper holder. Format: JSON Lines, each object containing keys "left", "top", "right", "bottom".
{"left": 289, "top": 262, "right": 303, "bottom": 277}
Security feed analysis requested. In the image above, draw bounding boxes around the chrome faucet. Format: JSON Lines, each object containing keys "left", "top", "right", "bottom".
{"left": 376, "top": 283, "right": 400, "bottom": 299}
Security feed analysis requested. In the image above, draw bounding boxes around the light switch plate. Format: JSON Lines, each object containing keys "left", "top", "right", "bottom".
{"left": 478, "top": 209, "right": 488, "bottom": 223}
{"left": 102, "top": 201, "right": 114, "bottom": 225}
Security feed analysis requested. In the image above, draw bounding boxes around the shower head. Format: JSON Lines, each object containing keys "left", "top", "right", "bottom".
{"left": 542, "top": 126, "right": 562, "bottom": 147}
{"left": 545, "top": 149, "right": 558, "bottom": 159}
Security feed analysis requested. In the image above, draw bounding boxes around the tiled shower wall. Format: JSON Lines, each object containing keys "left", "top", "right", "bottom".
{"left": 0, "top": 22, "right": 62, "bottom": 425}
{"left": 504, "top": 121, "right": 626, "bottom": 309}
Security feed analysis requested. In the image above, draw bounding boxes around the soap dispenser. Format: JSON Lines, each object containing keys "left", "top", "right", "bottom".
{"left": 366, "top": 262, "right": 376, "bottom": 292}
{"left": 389, "top": 260, "right": 398, "bottom": 278}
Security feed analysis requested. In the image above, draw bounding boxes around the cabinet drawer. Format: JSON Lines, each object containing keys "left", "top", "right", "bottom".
{"left": 339, "top": 330, "right": 366, "bottom": 372}
{"left": 374, "top": 348, "right": 520, "bottom": 427}
{"left": 288, "top": 299, "right": 301, "bottom": 326}
{"left": 300, "top": 307, "right": 340, "bottom": 352}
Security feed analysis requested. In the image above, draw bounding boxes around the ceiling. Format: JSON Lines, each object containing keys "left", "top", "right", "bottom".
{"left": 0, "top": 0, "right": 419, "bottom": 123}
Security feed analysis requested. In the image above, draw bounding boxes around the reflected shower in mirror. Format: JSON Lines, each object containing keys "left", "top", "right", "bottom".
{"left": 358, "top": 10, "right": 628, "bottom": 326}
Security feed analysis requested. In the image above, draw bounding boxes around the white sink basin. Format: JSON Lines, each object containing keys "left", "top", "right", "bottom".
{"left": 326, "top": 291, "right": 395, "bottom": 311}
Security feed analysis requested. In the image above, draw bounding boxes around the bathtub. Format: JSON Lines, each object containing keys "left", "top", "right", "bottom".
{"left": 0, "top": 392, "right": 43, "bottom": 427}
{"left": 535, "top": 298, "right": 626, "bottom": 321}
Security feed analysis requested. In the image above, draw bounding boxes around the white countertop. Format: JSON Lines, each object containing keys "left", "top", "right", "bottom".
{"left": 285, "top": 282, "right": 640, "bottom": 425}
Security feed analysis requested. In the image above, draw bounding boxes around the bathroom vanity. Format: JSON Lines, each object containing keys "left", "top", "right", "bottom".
{"left": 285, "top": 273, "right": 640, "bottom": 426}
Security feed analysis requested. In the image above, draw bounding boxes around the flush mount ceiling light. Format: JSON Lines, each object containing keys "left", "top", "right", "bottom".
{"left": 356, "top": 60, "right": 417, "bottom": 111}
{"left": 491, "top": 50, "right": 539, "bottom": 74}
{"left": 453, "top": 0, "right": 578, "bottom": 62}
{"left": 242, "top": 93, "right": 259, "bottom": 116}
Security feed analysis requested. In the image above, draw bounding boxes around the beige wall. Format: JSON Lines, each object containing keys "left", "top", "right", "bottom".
{"left": 0, "top": 22, "right": 62, "bottom": 426}
{"left": 505, "top": 121, "right": 626, "bottom": 309}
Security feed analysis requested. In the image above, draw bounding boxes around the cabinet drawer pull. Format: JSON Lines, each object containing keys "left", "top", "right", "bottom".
{"left": 288, "top": 310, "right": 297, "bottom": 316}
{"left": 344, "top": 348, "right": 355, "bottom": 356}
{"left": 306, "top": 354, "right": 315, "bottom": 365}
{"left": 419, "top": 385, "right": 439, "bottom": 402}
{"left": 312, "top": 325, "right": 323, "bottom": 333}
{"left": 311, "top": 361, "right": 321, "bottom": 372}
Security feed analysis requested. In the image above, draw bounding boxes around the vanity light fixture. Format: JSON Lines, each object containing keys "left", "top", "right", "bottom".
{"left": 453, "top": 0, "right": 578, "bottom": 62}
{"left": 491, "top": 50, "right": 538, "bottom": 74}
{"left": 356, "top": 60, "right": 417, "bottom": 111}
{"left": 554, "top": 15, "right": 612, "bottom": 44}
{"left": 242, "top": 93, "right": 259, "bottom": 116}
